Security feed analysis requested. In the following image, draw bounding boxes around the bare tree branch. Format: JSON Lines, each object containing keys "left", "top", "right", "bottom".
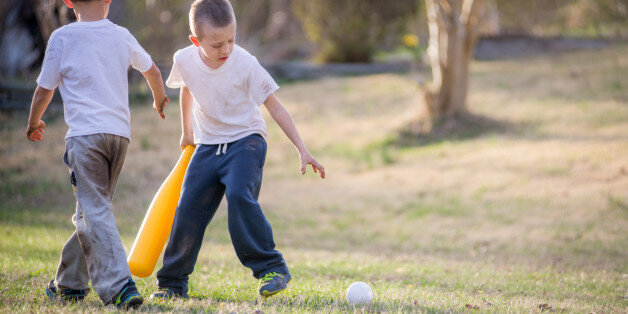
{"left": 32, "top": 0, "right": 66, "bottom": 42}
{"left": 425, "top": 0, "right": 444, "bottom": 89}
{"left": 433, "top": 0, "right": 453, "bottom": 30}
{"left": 438, "top": 0, "right": 453, "bottom": 17}
{"left": 461, "top": 0, "right": 484, "bottom": 31}
{"left": 461, "top": 0, "right": 484, "bottom": 50}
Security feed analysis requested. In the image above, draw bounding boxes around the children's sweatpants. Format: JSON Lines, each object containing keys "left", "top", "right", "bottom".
{"left": 156, "top": 134, "right": 289, "bottom": 295}
{"left": 54, "top": 134, "right": 132, "bottom": 304}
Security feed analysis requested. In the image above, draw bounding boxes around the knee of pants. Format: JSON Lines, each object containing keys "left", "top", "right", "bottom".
{"left": 76, "top": 204, "right": 114, "bottom": 228}
{"left": 225, "top": 190, "right": 257, "bottom": 209}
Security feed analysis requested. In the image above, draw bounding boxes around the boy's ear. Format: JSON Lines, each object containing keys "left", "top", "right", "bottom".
{"left": 189, "top": 35, "right": 200, "bottom": 47}
{"left": 63, "top": 0, "right": 73, "bottom": 8}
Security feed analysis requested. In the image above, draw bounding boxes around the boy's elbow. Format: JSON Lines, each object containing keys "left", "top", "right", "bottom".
{"left": 152, "top": 64, "right": 162, "bottom": 77}
{"left": 35, "top": 85, "right": 55, "bottom": 98}
{"left": 143, "top": 63, "right": 161, "bottom": 78}
{"left": 36, "top": 85, "right": 53, "bottom": 93}
{"left": 263, "top": 94, "right": 278, "bottom": 109}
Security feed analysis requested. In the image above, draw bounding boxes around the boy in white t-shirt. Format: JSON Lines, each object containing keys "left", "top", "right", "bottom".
{"left": 26, "top": 0, "right": 169, "bottom": 309}
{"left": 151, "top": 0, "right": 325, "bottom": 299}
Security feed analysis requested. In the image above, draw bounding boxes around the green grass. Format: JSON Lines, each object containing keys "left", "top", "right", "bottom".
{"left": 1, "top": 44, "right": 627, "bottom": 312}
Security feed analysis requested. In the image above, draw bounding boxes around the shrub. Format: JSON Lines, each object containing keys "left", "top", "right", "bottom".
{"left": 292, "top": 0, "right": 416, "bottom": 63}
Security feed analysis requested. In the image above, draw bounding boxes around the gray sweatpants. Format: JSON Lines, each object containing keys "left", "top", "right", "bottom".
{"left": 54, "top": 134, "right": 131, "bottom": 304}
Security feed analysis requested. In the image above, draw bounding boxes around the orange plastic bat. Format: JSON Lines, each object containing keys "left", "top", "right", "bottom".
{"left": 128, "top": 145, "right": 195, "bottom": 277}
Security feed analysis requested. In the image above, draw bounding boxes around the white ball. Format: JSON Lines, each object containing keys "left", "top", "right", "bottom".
{"left": 346, "top": 282, "right": 373, "bottom": 304}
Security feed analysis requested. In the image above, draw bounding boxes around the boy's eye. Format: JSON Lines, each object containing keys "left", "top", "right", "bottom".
{"left": 212, "top": 44, "right": 221, "bottom": 48}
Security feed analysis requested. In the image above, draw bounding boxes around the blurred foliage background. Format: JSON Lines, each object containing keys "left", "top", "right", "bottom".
{"left": 121, "top": 0, "right": 628, "bottom": 63}
{"left": 0, "top": 0, "right": 626, "bottom": 74}
{"left": 292, "top": 0, "right": 416, "bottom": 62}
{"left": 0, "top": 3, "right": 626, "bottom": 311}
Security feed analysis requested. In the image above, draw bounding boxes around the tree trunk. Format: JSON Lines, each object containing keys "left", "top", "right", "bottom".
{"left": 485, "top": 0, "right": 500, "bottom": 35}
{"left": 423, "top": 0, "right": 484, "bottom": 122}
{"left": 32, "top": 0, "right": 67, "bottom": 42}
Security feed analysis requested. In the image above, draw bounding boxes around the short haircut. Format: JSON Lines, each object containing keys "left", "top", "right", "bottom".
{"left": 190, "top": 0, "right": 235, "bottom": 38}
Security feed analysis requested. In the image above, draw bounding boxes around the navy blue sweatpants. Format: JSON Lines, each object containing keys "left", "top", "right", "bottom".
{"left": 156, "top": 134, "right": 289, "bottom": 295}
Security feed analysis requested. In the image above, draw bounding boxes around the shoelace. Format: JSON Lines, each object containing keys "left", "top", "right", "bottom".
{"left": 216, "top": 143, "right": 228, "bottom": 155}
{"left": 261, "top": 272, "right": 281, "bottom": 283}
{"left": 115, "top": 285, "right": 132, "bottom": 304}
{"left": 113, "top": 279, "right": 139, "bottom": 305}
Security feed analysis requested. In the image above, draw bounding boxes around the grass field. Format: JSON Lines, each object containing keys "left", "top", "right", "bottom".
{"left": 1, "top": 44, "right": 627, "bottom": 312}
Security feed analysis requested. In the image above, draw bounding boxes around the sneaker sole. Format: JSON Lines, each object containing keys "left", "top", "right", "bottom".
{"left": 260, "top": 287, "right": 286, "bottom": 297}
{"left": 259, "top": 274, "right": 291, "bottom": 297}
{"left": 120, "top": 295, "right": 143, "bottom": 310}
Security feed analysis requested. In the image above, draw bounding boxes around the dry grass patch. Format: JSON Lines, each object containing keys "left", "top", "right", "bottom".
{"left": 1, "top": 44, "right": 626, "bottom": 312}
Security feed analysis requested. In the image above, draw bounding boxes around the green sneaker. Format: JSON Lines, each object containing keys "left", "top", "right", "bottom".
{"left": 258, "top": 272, "right": 291, "bottom": 297}
{"left": 149, "top": 287, "right": 188, "bottom": 300}
{"left": 109, "top": 279, "right": 143, "bottom": 310}
{"left": 44, "top": 280, "right": 89, "bottom": 303}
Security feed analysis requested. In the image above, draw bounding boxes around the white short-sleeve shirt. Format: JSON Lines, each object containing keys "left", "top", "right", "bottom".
{"left": 37, "top": 19, "right": 153, "bottom": 140}
{"left": 166, "top": 44, "right": 279, "bottom": 145}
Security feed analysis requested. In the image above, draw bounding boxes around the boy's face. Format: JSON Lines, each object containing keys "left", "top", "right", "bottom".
{"left": 190, "top": 21, "right": 236, "bottom": 69}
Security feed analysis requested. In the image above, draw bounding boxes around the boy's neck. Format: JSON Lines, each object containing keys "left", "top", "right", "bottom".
{"left": 73, "top": 2, "right": 109, "bottom": 22}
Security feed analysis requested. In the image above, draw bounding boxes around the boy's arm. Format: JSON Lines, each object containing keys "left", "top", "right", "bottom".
{"left": 141, "top": 63, "right": 170, "bottom": 119}
{"left": 179, "top": 86, "right": 194, "bottom": 151}
{"left": 26, "top": 86, "right": 54, "bottom": 141}
{"left": 263, "top": 94, "right": 325, "bottom": 179}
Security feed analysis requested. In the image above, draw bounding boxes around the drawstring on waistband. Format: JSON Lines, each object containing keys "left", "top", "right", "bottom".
{"left": 215, "top": 143, "right": 228, "bottom": 155}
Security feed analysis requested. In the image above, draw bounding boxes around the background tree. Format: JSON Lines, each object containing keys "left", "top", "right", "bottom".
{"left": 122, "top": 0, "right": 190, "bottom": 64}
{"left": 421, "top": 0, "right": 484, "bottom": 125}
{"left": 0, "top": 0, "right": 66, "bottom": 78}
{"left": 292, "top": 0, "right": 416, "bottom": 63}
{"left": 122, "top": 0, "right": 309, "bottom": 63}
{"left": 31, "top": 0, "right": 68, "bottom": 42}
{"left": 231, "top": 0, "right": 308, "bottom": 62}
{"left": 492, "top": 0, "right": 627, "bottom": 36}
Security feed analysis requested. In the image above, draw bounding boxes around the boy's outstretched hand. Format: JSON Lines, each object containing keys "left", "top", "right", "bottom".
{"left": 26, "top": 120, "right": 46, "bottom": 141}
{"left": 262, "top": 94, "right": 325, "bottom": 179}
{"left": 300, "top": 151, "right": 325, "bottom": 179}
{"left": 153, "top": 96, "right": 170, "bottom": 119}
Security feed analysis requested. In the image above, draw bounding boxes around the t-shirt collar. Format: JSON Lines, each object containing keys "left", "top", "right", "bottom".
{"left": 68, "top": 19, "right": 113, "bottom": 28}
{"left": 193, "top": 45, "right": 237, "bottom": 74}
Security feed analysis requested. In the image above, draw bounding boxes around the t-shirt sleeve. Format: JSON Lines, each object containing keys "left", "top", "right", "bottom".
{"left": 248, "top": 59, "right": 279, "bottom": 106}
{"left": 127, "top": 32, "right": 153, "bottom": 72}
{"left": 36, "top": 31, "right": 62, "bottom": 90}
{"left": 165, "top": 55, "right": 185, "bottom": 88}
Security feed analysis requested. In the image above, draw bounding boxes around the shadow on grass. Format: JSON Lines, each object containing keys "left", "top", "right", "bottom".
{"left": 394, "top": 112, "right": 526, "bottom": 147}
{"left": 317, "top": 112, "right": 530, "bottom": 171}
{"left": 394, "top": 110, "right": 628, "bottom": 148}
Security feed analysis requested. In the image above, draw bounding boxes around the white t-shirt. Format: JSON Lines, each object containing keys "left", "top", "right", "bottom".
{"left": 37, "top": 19, "right": 153, "bottom": 140}
{"left": 166, "top": 44, "right": 279, "bottom": 145}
